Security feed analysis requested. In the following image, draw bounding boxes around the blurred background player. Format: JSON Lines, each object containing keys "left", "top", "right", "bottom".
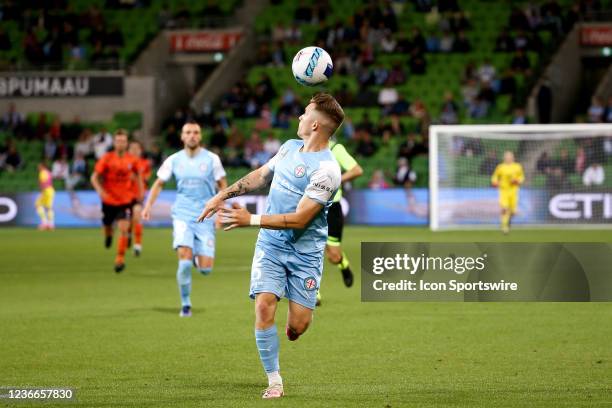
{"left": 127, "top": 141, "right": 151, "bottom": 257}
{"left": 90, "top": 130, "right": 142, "bottom": 272}
{"left": 198, "top": 93, "right": 343, "bottom": 399}
{"left": 35, "top": 162, "right": 55, "bottom": 230}
{"left": 491, "top": 151, "right": 524, "bottom": 234}
{"left": 142, "top": 121, "right": 227, "bottom": 317}
{"left": 317, "top": 140, "right": 363, "bottom": 305}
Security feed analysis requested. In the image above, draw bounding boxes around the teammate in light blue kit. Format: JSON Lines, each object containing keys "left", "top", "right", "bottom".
{"left": 198, "top": 94, "right": 343, "bottom": 399}
{"left": 143, "top": 121, "right": 227, "bottom": 317}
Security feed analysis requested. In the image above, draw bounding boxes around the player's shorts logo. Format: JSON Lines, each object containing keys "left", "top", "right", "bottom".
{"left": 304, "top": 277, "right": 317, "bottom": 291}
{"left": 294, "top": 165, "right": 306, "bottom": 178}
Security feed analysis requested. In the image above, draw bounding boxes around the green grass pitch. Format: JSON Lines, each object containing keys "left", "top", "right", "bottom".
{"left": 1, "top": 227, "right": 611, "bottom": 407}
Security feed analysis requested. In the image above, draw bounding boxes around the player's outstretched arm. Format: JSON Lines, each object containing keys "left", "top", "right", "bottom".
{"left": 220, "top": 196, "right": 323, "bottom": 231}
{"left": 197, "top": 165, "right": 273, "bottom": 222}
{"left": 142, "top": 178, "right": 164, "bottom": 220}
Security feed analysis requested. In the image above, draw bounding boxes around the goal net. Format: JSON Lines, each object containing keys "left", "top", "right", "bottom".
{"left": 429, "top": 124, "right": 612, "bottom": 230}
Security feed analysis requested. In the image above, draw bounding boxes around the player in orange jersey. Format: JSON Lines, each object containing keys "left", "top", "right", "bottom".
{"left": 90, "top": 129, "right": 142, "bottom": 272}
{"left": 127, "top": 141, "right": 151, "bottom": 257}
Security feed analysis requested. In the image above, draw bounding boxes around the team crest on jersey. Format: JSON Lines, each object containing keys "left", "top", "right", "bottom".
{"left": 294, "top": 164, "right": 306, "bottom": 178}
{"left": 304, "top": 277, "right": 317, "bottom": 291}
{"left": 199, "top": 163, "right": 207, "bottom": 173}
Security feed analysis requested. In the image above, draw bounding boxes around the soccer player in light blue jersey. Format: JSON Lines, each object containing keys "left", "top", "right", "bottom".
{"left": 197, "top": 93, "right": 343, "bottom": 399}
{"left": 142, "top": 121, "right": 227, "bottom": 317}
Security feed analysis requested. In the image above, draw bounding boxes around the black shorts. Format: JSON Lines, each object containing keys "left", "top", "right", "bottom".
{"left": 102, "top": 203, "right": 132, "bottom": 226}
{"left": 326, "top": 201, "right": 344, "bottom": 245}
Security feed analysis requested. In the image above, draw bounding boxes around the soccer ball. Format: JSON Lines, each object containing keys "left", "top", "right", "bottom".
{"left": 292, "top": 46, "right": 333, "bottom": 87}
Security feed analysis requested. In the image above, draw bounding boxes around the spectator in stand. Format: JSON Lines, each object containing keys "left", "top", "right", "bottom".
{"left": 380, "top": 31, "right": 397, "bottom": 53}
{"left": 558, "top": 148, "right": 574, "bottom": 175}
{"left": 43, "top": 134, "right": 58, "bottom": 161}
{"left": 210, "top": 123, "right": 227, "bottom": 150}
{"left": 439, "top": 30, "right": 454, "bottom": 53}
{"left": 398, "top": 133, "right": 423, "bottom": 162}
{"left": 4, "top": 141, "right": 22, "bottom": 172}
{"left": 2, "top": 103, "right": 25, "bottom": 134}
{"left": 453, "top": 31, "right": 471, "bottom": 53}
{"left": 583, "top": 162, "right": 605, "bottom": 186}
{"left": 462, "top": 61, "right": 478, "bottom": 83}
{"left": 24, "top": 28, "right": 43, "bottom": 65}
{"left": 263, "top": 133, "right": 280, "bottom": 157}
{"left": 66, "top": 152, "right": 88, "bottom": 190}
{"left": 74, "top": 130, "right": 93, "bottom": 159}
{"left": 462, "top": 77, "right": 479, "bottom": 107}
{"left": 587, "top": 96, "right": 605, "bottom": 123}
{"left": 495, "top": 29, "right": 515, "bottom": 52}
{"left": 510, "top": 49, "right": 531, "bottom": 74}
{"left": 93, "top": 127, "right": 113, "bottom": 159}
{"left": 378, "top": 87, "right": 399, "bottom": 114}
{"left": 294, "top": 0, "right": 313, "bottom": 24}
{"left": 575, "top": 146, "right": 586, "bottom": 174}
{"left": 477, "top": 58, "right": 496, "bottom": 84}
{"left": 478, "top": 81, "right": 496, "bottom": 106}
{"left": 409, "top": 99, "right": 431, "bottom": 136}
{"left": 409, "top": 49, "right": 426, "bottom": 74}
{"left": 439, "top": 91, "right": 459, "bottom": 124}
{"left": 393, "top": 158, "right": 417, "bottom": 188}
{"left": 356, "top": 131, "right": 377, "bottom": 157}
{"left": 604, "top": 96, "right": 612, "bottom": 123}
{"left": 480, "top": 150, "right": 499, "bottom": 175}
{"left": 511, "top": 108, "right": 528, "bottom": 124}
{"left": 368, "top": 169, "right": 389, "bottom": 189}
{"left": 244, "top": 131, "right": 265, "bottom": 169}
{"left": 340, "top": 117, "right": 355, "bottom": 141}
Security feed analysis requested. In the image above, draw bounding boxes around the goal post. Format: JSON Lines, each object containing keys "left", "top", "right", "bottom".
{"left": 429, "top": 124, "right": 612, "bottom": 230}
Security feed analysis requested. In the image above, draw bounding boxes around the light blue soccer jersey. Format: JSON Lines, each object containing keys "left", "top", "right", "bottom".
{"left": 157, "top": 148, "right": 226, "bottom": 222}
{"left": 257, "top": 139, "right": 341, "bottom": 254}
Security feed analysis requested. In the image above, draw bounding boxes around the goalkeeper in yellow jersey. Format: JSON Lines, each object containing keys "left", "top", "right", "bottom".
{"left": 491, "top": 151, "right": 524, "bottom": 234}
{"left": 35, "top": 162, "right": 55, "bottom": 230}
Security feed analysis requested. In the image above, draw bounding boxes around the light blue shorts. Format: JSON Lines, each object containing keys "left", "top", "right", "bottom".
{"left": 249, "top": 242, "right": 324, "bottom": 310}
{"left": 172, "top": 218, "right": 215, "bottom": 258}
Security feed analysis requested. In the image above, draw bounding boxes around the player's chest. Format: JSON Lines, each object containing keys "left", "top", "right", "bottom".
{"left": 276, "top": 154, "right": 313, "bottom": 190}
{"left": 108, "top": 159, "right": 134, "bottom": 176}
{"left": 174, "top": 159, "right": 211, "bottom": 179}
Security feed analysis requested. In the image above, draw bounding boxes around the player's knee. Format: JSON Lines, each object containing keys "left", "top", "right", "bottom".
{"left": 198, "top": 267, "right": 212, "bottom": 276}
{"left": 255, "top": 298, "right": 276, "bottom": 324}
{"left": 288, "top": 318, "right": 310, "bottom": 335}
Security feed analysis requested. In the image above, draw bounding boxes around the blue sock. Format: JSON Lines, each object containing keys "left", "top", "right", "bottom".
{"left": 255, "top": 326, "right": 279, "bottom": 374}
{"left": 198, "top": 267, "right": 212, "bottom": 276}
{"left": 176, "top": 260, "right": 192, "bottom": 307}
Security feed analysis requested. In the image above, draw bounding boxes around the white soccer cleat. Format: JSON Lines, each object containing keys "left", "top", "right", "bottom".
{"left": 133, "top": 244, "right": 142, "bottom": 257}
{"left": 262, "top": 383, "right": 284, "bottom": 399}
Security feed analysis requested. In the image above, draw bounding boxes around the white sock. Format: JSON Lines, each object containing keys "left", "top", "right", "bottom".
{"left": 267, "top": 371, "right": 282, "bottom": 386}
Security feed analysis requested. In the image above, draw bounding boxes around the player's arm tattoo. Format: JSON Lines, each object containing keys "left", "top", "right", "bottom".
{"left": 221, "top": 167, "right": 272, "bottom": 199}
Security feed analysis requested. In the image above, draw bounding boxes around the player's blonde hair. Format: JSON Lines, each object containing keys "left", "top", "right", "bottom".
{"left": 310, "top": 93, "right": 344, "bottom": 134}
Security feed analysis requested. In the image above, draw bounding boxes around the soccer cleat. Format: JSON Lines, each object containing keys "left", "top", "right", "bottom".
{"left": 502, "top": 226, "right": 510, "bottom": 235}
{"left": 133, "top": 244, "right": 142, "bottom": 257}
{"left": 179, "top": 305, "right": 192, "bottom": 317}
{"left": 341, "top": 266, "right": 354, "bottom": 287}
{"left": 114, "top": 262, "right": 125, "bottom": 273}
{"left": 285, "top": 325, "right": 300, "bottom": 341}
{"left": 38, "top": 223, "right": 48, "bottom": 231}
{"left": 315, "top": 291, "right": 322, "bottom": 306}
{"left": 105, "top": 236, "right": 112, "bottom": 249}
{"left": 262, "top": 383, "right": 284, "bottom": 399}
